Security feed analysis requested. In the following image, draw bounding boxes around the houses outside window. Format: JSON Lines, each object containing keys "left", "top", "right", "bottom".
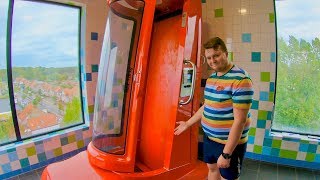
{"left": 0, "top": 0, "right": 85, "bottom": 145}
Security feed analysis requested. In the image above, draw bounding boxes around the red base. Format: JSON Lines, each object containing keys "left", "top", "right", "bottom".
{"left": 41, "top": 151, "right": 208, "bottom": 180}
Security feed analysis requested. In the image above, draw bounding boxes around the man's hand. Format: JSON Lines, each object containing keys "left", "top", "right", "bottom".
{"left": 217, "top": 155, "right": 231, "bottom": 169}
{"left": 174, "top": 121, "right": 189, "bottom": 135}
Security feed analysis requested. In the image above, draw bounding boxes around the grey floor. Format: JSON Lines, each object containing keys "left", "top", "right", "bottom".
{"left": 5, "top": 159, "right": 320, "bottom": 180}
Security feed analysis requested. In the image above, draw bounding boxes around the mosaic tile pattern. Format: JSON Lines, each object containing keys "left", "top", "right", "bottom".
{"left": 201, "top": 0, "right": 320, "bottom": 171}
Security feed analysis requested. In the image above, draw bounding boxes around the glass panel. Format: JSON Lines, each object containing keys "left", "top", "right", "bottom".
{"left": 92, "top": 0, "right": 144, "bottom": 154}
{"left": 11, "top": 0, "right": 83, "bottom": 138}
{"left": 0, "top": 0, "right": 16, "bottom": 144}
{"left": 273, "top": 0, "right": 320, "bottom": 136}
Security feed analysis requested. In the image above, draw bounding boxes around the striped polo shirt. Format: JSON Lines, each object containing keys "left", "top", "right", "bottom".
{"left": 202, "top": 65, "right": 253, "bottom": 144}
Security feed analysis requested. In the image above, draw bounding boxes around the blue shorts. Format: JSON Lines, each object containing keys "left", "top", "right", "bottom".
{"left": 203, "top": 135, "right": 247, "bottom": 180}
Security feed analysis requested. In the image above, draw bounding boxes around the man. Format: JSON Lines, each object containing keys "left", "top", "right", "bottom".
{"left": 174, "top": 37, "right": 253, "bottom": 180}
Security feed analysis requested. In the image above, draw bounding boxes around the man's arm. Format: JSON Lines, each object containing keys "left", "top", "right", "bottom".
{"left": 174, "top": 105, "right": 204, "bottom": 135}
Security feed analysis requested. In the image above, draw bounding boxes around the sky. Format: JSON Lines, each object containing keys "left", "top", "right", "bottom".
{"left": 0, "top": 0, "right": 80, "bottom": 69}
{"left": 275, "top": 0, "right": 320, "bottom": 43}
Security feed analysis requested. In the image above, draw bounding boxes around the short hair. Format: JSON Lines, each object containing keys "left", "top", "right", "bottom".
{"left": 203, "top": 37, "right": 227, "bottom": 52}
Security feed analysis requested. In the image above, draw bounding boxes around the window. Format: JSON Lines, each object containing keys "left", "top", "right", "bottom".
{"left": 0, "top": 0, "right": 85, "bottom": 145}
{"left": 0, "top": 0, "right": 16, "bottom": 145}
{"left": 92, "top": 0, "right": 144, "bottom": 154}
{"left": 273, "top": 0, "right": 320, "bottom": 136}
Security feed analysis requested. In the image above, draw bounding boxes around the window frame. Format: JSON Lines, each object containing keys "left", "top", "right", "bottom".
{"left": 272, "top": 0, "right": 320, "bottom": 140}
{"left": 0, "top": 0, "right": 86, "bottom": 146}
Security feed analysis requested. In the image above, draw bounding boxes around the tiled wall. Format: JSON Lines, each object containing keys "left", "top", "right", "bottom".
{"left": 201, "top": 0, "right": 320, "bottom": 170}
{"left": 0, "top": 0, "right": 107, "bottom": 179}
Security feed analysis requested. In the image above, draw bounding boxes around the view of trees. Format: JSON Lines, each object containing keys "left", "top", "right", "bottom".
{"left": 0, "top": 113, "right": 15, "bottom": 143}
{"left": 273, "top": 36, "right": 320, "bottom": 135}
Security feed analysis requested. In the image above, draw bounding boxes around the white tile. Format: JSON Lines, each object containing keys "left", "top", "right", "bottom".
{"left": 28, "top": 155, "right": 39, "bottom": 165}
{"left": 247, "top": 143, "right": 254, "bottom": 152}
{"left": 254, "top": 128, "right": 265, "bottom": 145}
{"left": 259, "top": 82, "right": 270, "bottom": 92}
{"left": 233, "top": 15, "right": 241, "bottom": 25}
{"left": 297, "top": 152, "right": 307, "bottom": 161}
{"left": 258, "top": 101, "right": 274, "bottom": 111}
{"left": 0, "top": 154, "right": 9, "bottom": 164}
{"left": 261, "top": 23, "right": 275, "bottom": 33}
{"left": 281, "top": 140, "right": 299, "bottom": 151}
{"left": 10, "top": 160, "right": 21, "bottom": 171}
{"left": 265, "top": 120, "right": 271, "bottom": 129}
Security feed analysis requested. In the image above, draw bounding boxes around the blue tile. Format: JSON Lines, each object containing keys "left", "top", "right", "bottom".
{"left": 262, "top": 146, "right": 271, "bottom": 155}
{"left": 6, "top": 148, "right": 16, "bottom": 153}
{"left": 8, "top": 151, "right": 18, "bottom": 161}
{"left": 1, "top": 163, "right": 12, "bottom": 173}
{"left": 314, "top": 154, "right": 320, "bottom": 163}
{"left": 263, "top": 138, "right": 272, "bottom": 147}
{"left": 270, "top": 148, "right": 280, "bottom": 156}
{"left": 248, "top": 136, "right": 255, "bottom": 144}
{"left": 252, "top": 52, "right": 261, "bottom": 62}
{"left": 267, "top": 111, "right": 272, "bottom": 120}
{"left": 86, "top": 73, "right": 92, "bottom": 81}
{"left": 270, "top": 52, "right": 276, "bottom": 62}
{"left": 20, "top": 158, "right": 30, "bottom": 168}
{"left": 60, "top": 137, "right": 69, "bottom": 146}
{"left": 269, "top": 82, "right": 275, "bottom": 92}
{"left": 251, "top": 100, "right": 259, "bottom": 109}
{"left": 257, "top": 120, "right": 266, "bottom": 128}
{"left": 91, "top": 32, "right": 98, "bottom": 41}
{"left": 259, "top": 91, "right": 269, "bottom": 101}
{"left": 242, "top": 33, "right": 252, "bottom": 42}
{"left": 299, "top": 143, "right": 309, "bottom": 152}
{"left": 308, "top": 144, "right": 317, "bottom": 153}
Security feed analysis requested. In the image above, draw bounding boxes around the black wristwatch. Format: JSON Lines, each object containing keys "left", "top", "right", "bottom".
{"left": 221, "top": 152, "right": 232, "bottom": 159}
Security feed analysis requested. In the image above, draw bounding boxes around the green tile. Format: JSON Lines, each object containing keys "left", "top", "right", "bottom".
{"left": 269, "top": 13, "right": 275, "bottom": 23}
{"left": 88, "top": 105, "right": 94, "bottom": 114}
{"left": 68, "top": 134, "right": 76, "bottom": 144}
{"left": 258, "top": 110, "right": 268, "bottom": 120}
{"left": 279, "top": 149, "right": 297, "bottom": 159}
{"left": 201, "top": 0, "right": 206, "bottom": 3}
{"left": 272, "top": 139, "right": 282, "bottom": 148}
{"left": 215, "top": 8, "right": 223, "bottom": 17}
{"left": 305, "top": 153, "right": 315, "bottom": 162}
{"left": 248, "top": 127, "right": 256, "bottom": 136}
{"left": 261, "top": 72, "right": 270, "bottom": 82}
{"left": 67, "top": 2, "right": 75, "bottom": 6}
{"left": 228, "top": 52, "right": 233, "bottom": 61}
{"left": 77, "top": 140, "right": 84, "bottom": 148}
{"left": 20, "top": 158, "right": 30, "bottom": 168}
{"left": 269, "top": 92, "right": 274, "bottom": 102}
{"left": 26, "top": 147, "right": 36, "bottom": 156}
{"left": 253, "top": 145, "right": 262, "bottom": 153}
{"left": 53, "top": 147, "right": 63, "bottom": 157}
{"left": 91, "top": 64, "right": 99, "bottom": 73}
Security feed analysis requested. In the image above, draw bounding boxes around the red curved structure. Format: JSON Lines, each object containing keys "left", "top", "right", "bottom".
{"left": 41, "top": 0, "right": 207, "bottom": 179}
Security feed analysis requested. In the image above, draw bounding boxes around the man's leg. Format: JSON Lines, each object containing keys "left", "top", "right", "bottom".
{"left": 207, "top": 163, "right": 220, "bottom": 180}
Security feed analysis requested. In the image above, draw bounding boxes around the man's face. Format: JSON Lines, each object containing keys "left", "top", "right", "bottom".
{"left": 204, "top": 47, "right": 229, "bottom": 72}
